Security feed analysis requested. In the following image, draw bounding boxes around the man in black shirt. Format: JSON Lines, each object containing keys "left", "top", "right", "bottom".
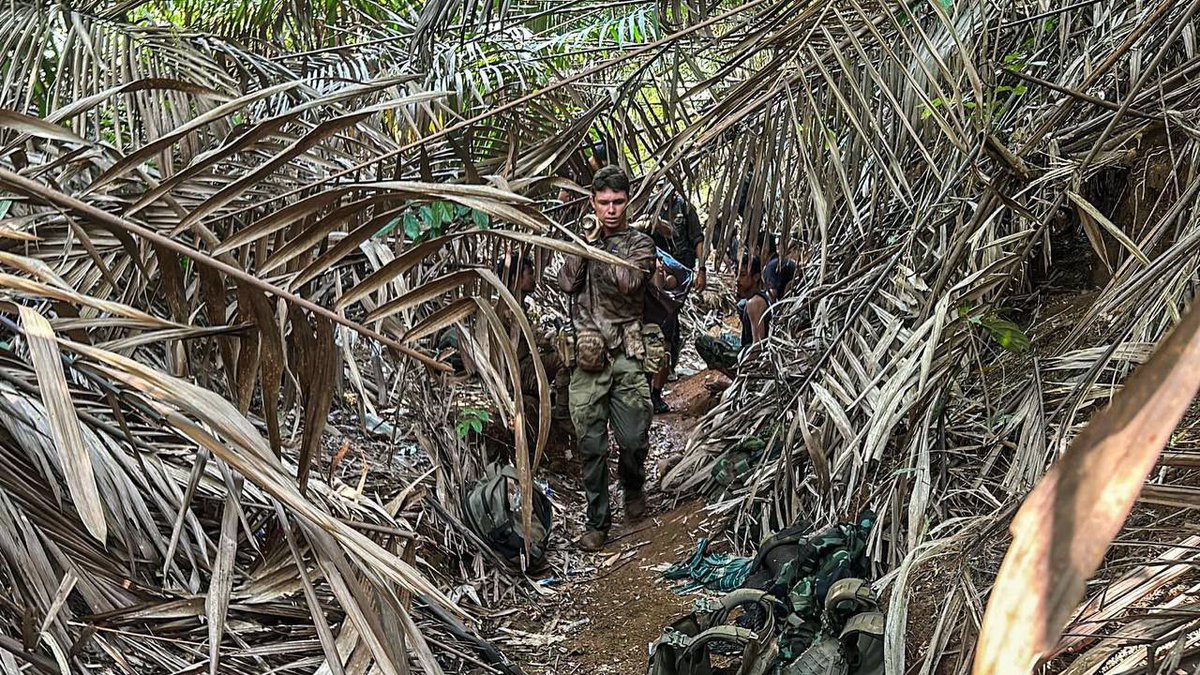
{"left": 589, "top": 140, "right": 610, "bottom": 172}
{"left": 761, "top": 236, "right": 799, "bottom": 300}
{"left": 645, "top": 185, "right": 706, "bottom": 413}
{"left": 652, "top": 190, "right": 707, "bottom": 291}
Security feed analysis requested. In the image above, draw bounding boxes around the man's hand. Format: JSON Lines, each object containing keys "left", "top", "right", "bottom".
{"left": 653, "top": 259, "right": 684, "bottom": 291}
{"left": 695, "top": 267, "right": 707, "bottom": 293}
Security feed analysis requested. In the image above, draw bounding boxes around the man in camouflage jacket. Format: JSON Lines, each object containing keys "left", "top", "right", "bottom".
{"left": 558, "top": 165, "right": 659, "bottom": 551}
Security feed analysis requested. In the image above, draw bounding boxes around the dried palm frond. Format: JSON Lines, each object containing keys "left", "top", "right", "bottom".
{"left": 9, "top": 0, "right": 1200, "bottom": 671}
{"left": 0, "top": 290, "right": 512, "bottom": 673}
{"left": 627, "top": 0, "right": 1200, "bottom": 671}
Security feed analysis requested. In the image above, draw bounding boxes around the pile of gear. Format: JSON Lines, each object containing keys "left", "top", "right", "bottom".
{"left": 650, "top": 514, "right": 883, "bottom": 675}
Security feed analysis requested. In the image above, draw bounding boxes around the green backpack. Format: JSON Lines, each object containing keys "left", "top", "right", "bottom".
{"left": 695, "top": 333, "right": 742, "bottom": 377}
{"left": 783, "top": 578, "right": 884, "bottom": 675}
{"left": 647, "top": 589, "right": 781, "bottom": 675}
{"left": 464, "top": 465, "right": 553, "bottom": 570}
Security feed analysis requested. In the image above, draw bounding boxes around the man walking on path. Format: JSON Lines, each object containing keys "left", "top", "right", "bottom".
{"left": 558, "top": 166, "right": 658, "bottom": 552}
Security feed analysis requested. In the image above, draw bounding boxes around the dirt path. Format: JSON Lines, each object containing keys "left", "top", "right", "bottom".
{"left": 490, "top": 374, "right": 726, "bottom": 674}
{"left": 559, "top": 498, "right": 707, "bottom": 673}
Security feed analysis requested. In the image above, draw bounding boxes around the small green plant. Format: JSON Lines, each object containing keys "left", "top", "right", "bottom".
{"left": 959, "top": 304, "right": 1032, "bottom": 354}
{"left": 920, "top": 83, "right": 1028, "bottom": 120}
{"left": 455, "top": 407, "right": 491, "bottom": 439}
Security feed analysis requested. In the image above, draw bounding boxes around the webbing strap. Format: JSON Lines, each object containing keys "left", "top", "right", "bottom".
{"left": 683, "top": 625, "right": 759, "bottom": 656}
{"left": 839, "top": 612, "right": 885, "bottom": 639}
{"left": 711, "top": 588, "right": 779, "bottom": 637}
{"left": 717, "top": 588, "right": 772, "bottom": 610}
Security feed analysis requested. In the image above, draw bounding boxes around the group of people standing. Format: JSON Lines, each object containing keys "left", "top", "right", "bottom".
{"left": 484, "top": 142, "right": 791, "bottom": 551}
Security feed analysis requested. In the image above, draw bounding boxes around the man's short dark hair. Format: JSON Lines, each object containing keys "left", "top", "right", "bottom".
{"left": 591, "top": 165, "right": 630, "bottom": 195}
{"left": 496, "top": 251, "right": 534, "bottom": 287}
{"left": 739, "top": 254, "right": 762, "bottom": 277}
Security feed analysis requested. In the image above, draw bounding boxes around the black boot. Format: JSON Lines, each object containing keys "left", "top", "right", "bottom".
{"left": 652, "top": 389, "right": 670, "bottom": 415}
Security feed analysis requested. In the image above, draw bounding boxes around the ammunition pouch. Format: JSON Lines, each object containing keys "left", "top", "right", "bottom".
{"left": 642, "top": 323, "right": 668, "bottom": 374}
{"left": 575, "top": 330, "right": 608, "bottom": 373}
{"left": 621, "top": 321, "right": 647, "bottom": 363}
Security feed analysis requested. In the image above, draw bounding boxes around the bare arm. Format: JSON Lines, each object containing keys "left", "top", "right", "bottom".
{"left": 747, "top": 295, "right": 769, "bottom": 343}
{"left": 653, "top": 260, "right": 680, "bottom": 290}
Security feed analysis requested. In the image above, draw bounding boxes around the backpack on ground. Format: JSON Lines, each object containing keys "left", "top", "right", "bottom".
{"left": 464, "top": 464, "right": 553, "bottom": 570}
{"left": 651, "top": 514, "right": 884, "bottom": 675}
{"left": 710, "top": 437, "right": 787, "bottom": 487}
{"left": 783, "top": 578, "right": 884, "bottom": 675}
{"left": 648, "top": 589, "right": 781, "bottom": 675}
{"left": 695, "top": 333, "right": 741, "bottom": 376}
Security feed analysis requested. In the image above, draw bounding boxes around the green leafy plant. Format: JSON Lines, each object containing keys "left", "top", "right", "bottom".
{"left": 376, "top": 201, "right": 490, "bottom": 241}
{"left": 959, "top": 304, "right": 1031, "bottom": 354}
{"left": 455, "top": 407, "right": 491, "bottom": 439}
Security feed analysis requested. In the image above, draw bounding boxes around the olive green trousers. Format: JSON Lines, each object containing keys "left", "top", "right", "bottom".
{"left": 569, "top": 353, "right": 652, "bottom": 532}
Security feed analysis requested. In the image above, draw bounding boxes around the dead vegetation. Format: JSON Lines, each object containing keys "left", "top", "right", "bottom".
{"left": 1, "top": 0, "right": 1200, "bottom": 673}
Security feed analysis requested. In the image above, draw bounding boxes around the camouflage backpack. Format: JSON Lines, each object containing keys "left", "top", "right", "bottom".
{"left": 650, "top": 514, "right": 883, "bottom": 675}
{"left": 646, "top": 582, "right": 884, "bottom": 675}
{"left": 783, "top": 578, "right": 884, "bottom": 675}
{"left": 695, "top": 333, "right": 742, "bottom": 377}
{"left": 710, "top": 437, "right": 784, "bottom": 487}
{"left": 749, "top": 514, "right": 876, "bottom": 660}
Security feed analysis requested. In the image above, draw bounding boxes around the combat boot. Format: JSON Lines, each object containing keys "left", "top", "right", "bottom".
{"left": 625, "top": 491, "right": 647, "bottom": 520}
{"left": 579, "top": 529, "right": 607, "bottom": 552}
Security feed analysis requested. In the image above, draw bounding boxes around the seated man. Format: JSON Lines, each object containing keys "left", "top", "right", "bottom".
{"left": 737, "top": 254, "right": 771, "bottom": 346}
{"left": 761, "top": 236, "right": 799, "bottom": 300}
{"left": 695, "top": 255, "right": 771, "bottom": 378}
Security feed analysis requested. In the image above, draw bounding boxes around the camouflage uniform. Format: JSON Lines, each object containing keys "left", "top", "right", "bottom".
{"left": 560, "top": 228, "right": 657, "bottom": 532}
{"left": 696, "top": 332, "right": 742, "bottom": 378}
{"left": 517, "top": 334, "right": 571, "bottom": 433}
